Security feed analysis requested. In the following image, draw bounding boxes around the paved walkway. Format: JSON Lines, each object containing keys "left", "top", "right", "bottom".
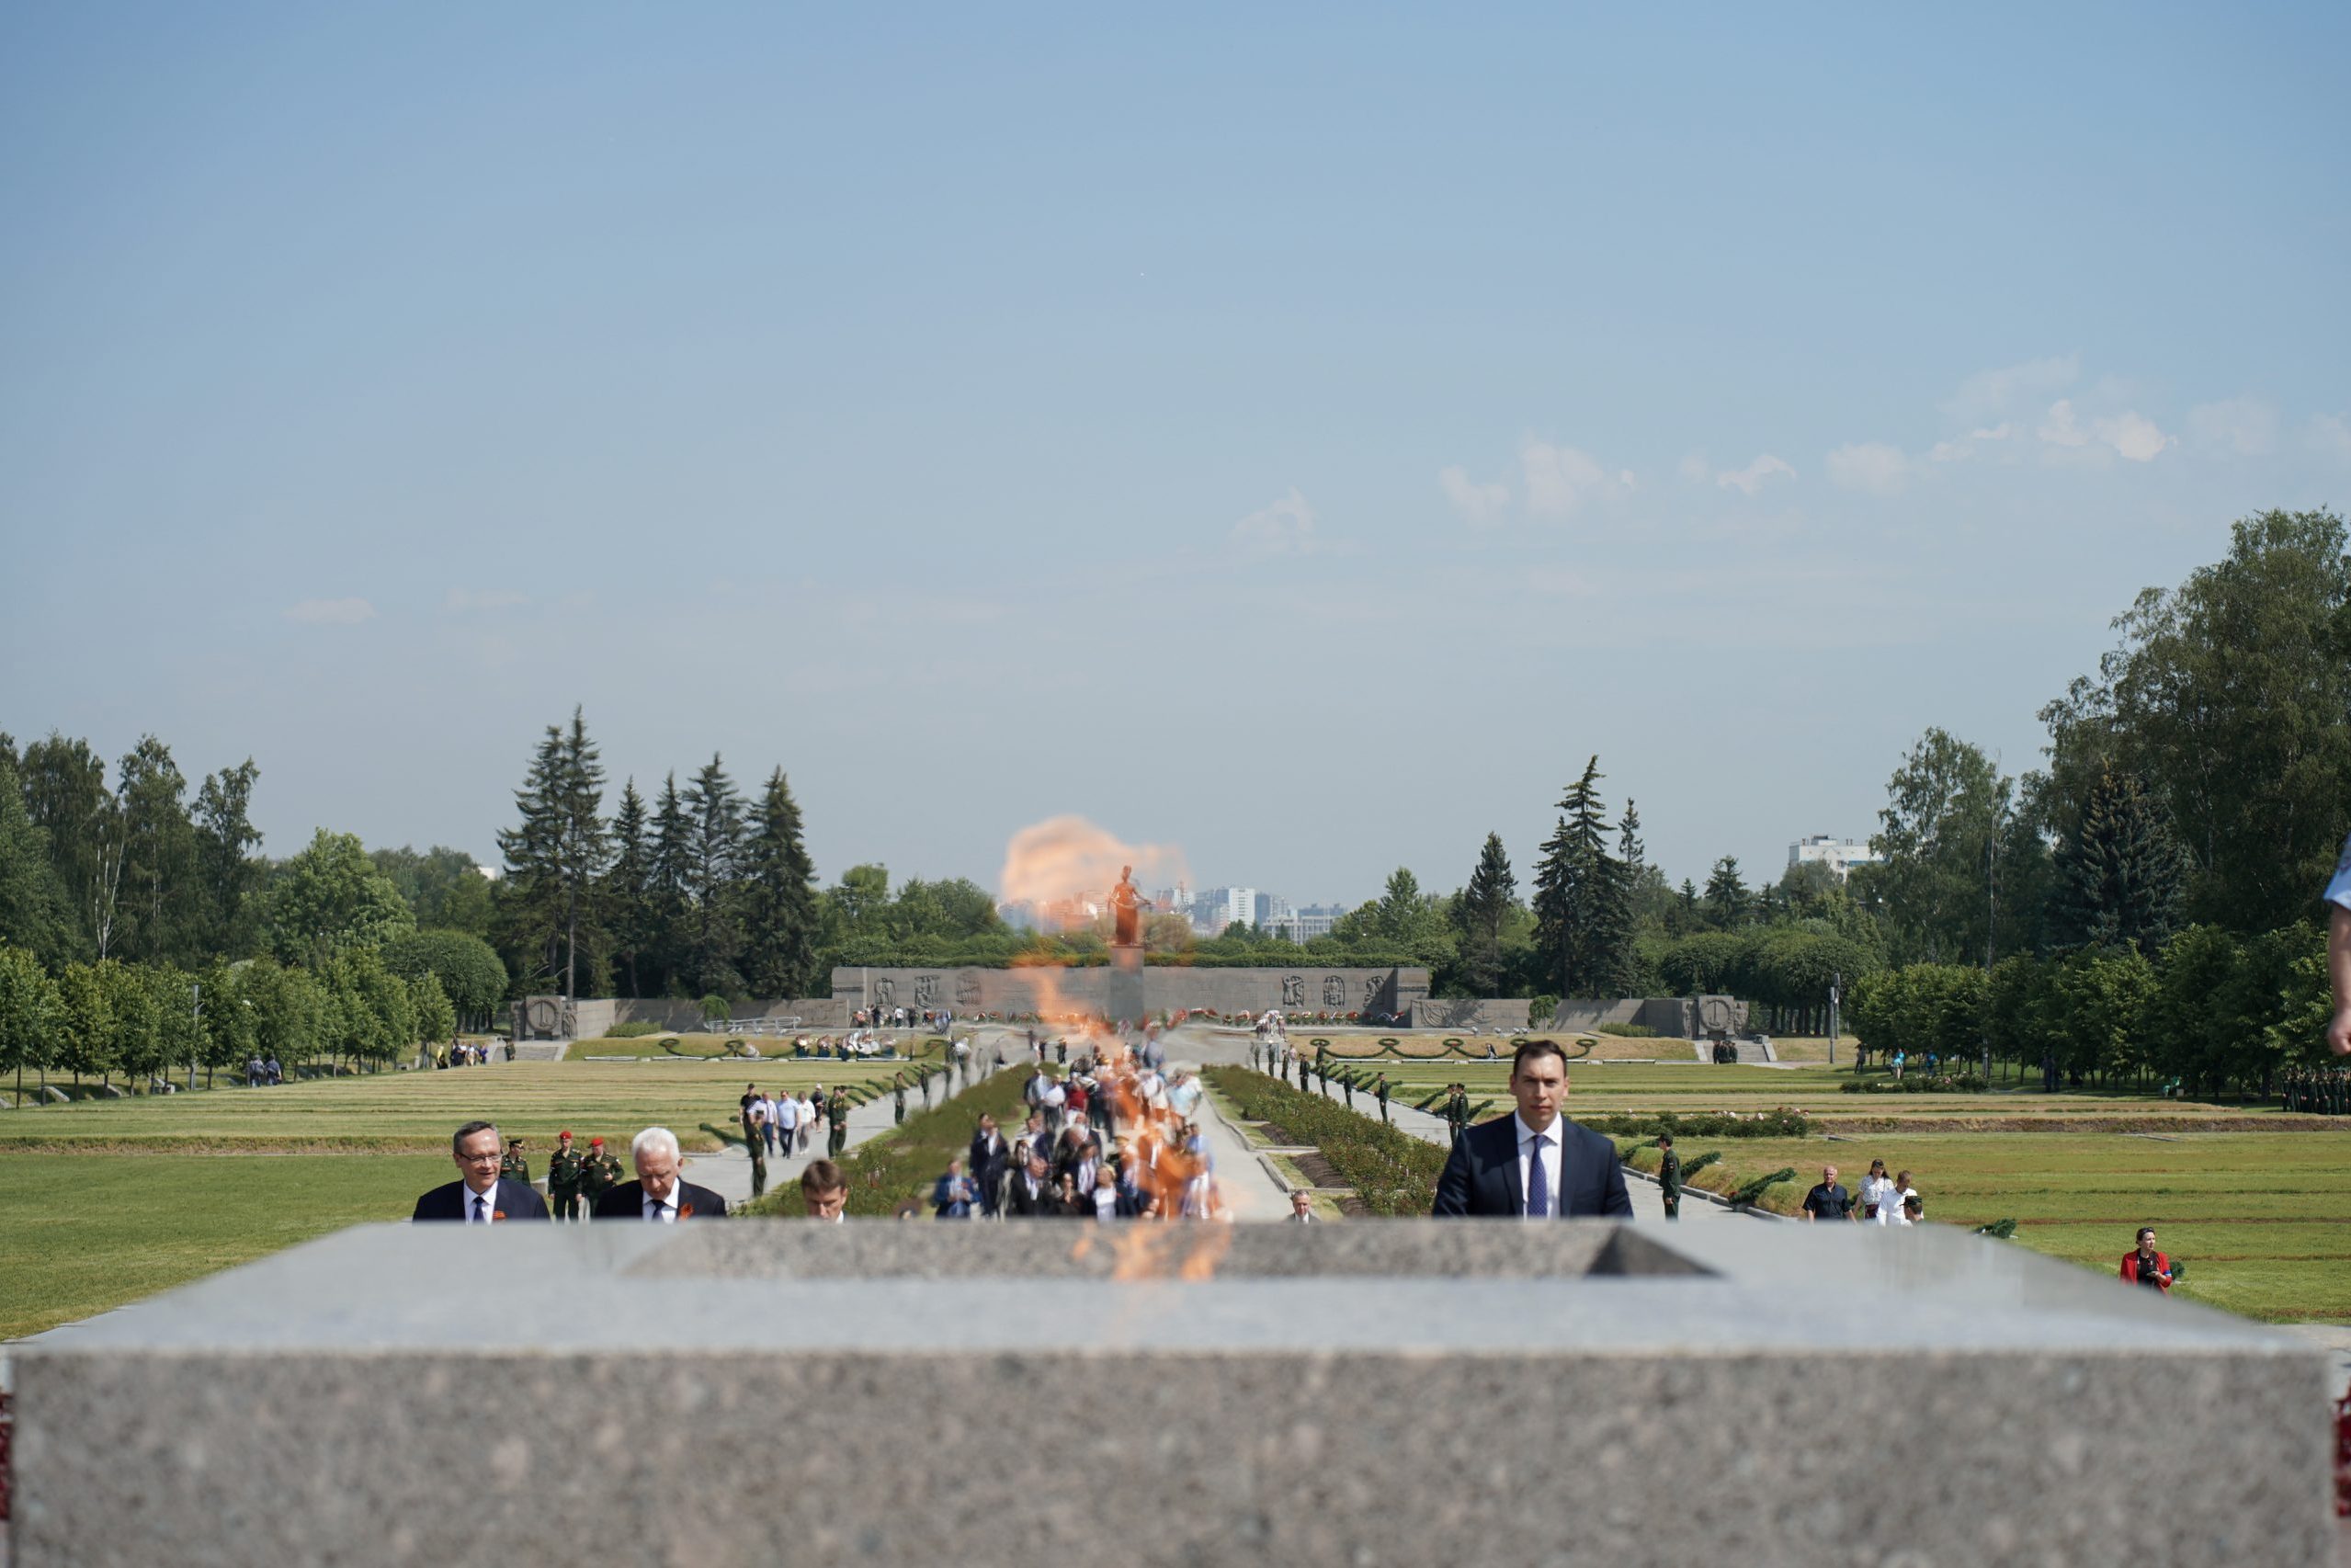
{"left": 1265, "top": 1056, "right": 1754, "bottom": 1226}
{"left": 676, "top": 1037, "right": 1019, "bottom": 1208}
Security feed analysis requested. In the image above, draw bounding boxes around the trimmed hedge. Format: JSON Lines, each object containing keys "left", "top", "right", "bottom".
{"left": 1206, "top": 1067, "right": 1448, "bottom": 1216}
{"left": 1841, "top": 1074, "right": 1985, "bottom": 1095}
{"left": 1579, "top": 1107, "right": 1812, "bottom": 1140}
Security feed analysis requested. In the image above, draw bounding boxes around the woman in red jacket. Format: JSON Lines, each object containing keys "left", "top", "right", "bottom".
{"left": 2119, "top": 1227, "right": 2173, "bottom": 1292}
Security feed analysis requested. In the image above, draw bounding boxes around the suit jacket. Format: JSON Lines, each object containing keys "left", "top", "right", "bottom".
{"left": 591, "top": 1178, "right": 729, "bottom": 1221}
{"left": 1431, "top": 1115, "right": 1632, "bottom": 1220}
{"left": 1004, "top": 1173, "right": 1063, "bottom": 1218}
{"left": 412, "top": 1177, "right": 549, "bottom": 1222}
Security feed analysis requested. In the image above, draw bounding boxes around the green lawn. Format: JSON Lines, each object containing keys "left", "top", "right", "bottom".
{"left": 0, "top": 1152, "right": 449, "bottom": 1341}
{"left": 1616, "top": 1131, "right": 2351, "bottom": 1322}
{"left": 0, "top": 1060, "right": 913, "bottom": 1154}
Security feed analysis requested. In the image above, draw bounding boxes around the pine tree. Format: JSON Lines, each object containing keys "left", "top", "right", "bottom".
{"left": 1529, "top": 757, "right": 1630, "bottom": 999}
{"left": 1459, "top": 833, "right": 1516, "bottom": 997}
{"left": 2051, "top": 766, "right": 2185, "bottom": 953}
{"left": 649, "top": 772, "right": 692, "bottom": 995}
{"left": 604, "top": 780, "right": 655, "bottom": 998}
{"left": 496, "top": 708, "right": 609, "bottom": 999}
{"left": 678, "top": 754, "right": 745, "bottom": 996}
{"left": 739, "top": 768, "right": 821, "bottom": 997}
{"left": 1703, "top": 856, "right": 1749, "bottom": 928}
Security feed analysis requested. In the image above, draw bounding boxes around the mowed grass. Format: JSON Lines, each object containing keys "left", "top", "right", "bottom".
{"left": 0, "top": 1152, "right": 449, "bottom": 1341}
{"left": 0, "top": 1060, "right": 912, "bottom": 1154}
{"left": 1353, "top": 1062, "right": 2317, "bottom": 1127}
{"left": 564, "top": 1031, "right": 947, "bottom": 1061}
{"left": 1616, "top": 1131, "right": 2351, "bottom": 1323}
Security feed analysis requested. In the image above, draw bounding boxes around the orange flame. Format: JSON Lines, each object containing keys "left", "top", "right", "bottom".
{"left": 997, "top": 814, "right": 1188, "bottom": 911}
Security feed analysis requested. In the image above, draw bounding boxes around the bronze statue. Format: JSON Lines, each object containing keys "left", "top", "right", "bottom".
{"left": 1109, "top": 865, "right": 1150, "bottom": 948}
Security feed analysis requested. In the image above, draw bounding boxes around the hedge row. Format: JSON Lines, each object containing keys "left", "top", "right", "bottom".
{"left": 1205, "top": 1066, "right": 1448, "bottom": 1216}
{"left": 1578, "top": 1107, "right": 1812, "bottom": 1140}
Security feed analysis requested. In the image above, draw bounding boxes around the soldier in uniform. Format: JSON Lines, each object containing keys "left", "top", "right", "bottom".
{"left": 1375, "top": 1072, "right": 1391, "bottom": 1125}
{"left": 576, "top": 1136, "right": 621, "bottom": 1216}
{"left": 892, "top": 1072, "right": 909, "bottom": 1126}
{"left": 1340, "top": 1069, "right": 1354, "bottom": 1110}
{"left": 1656, "top": 1131, "right": 1682, "bottom": 1221}
{"left": 499, "top": 1137, "right": 530, "bottom": 1187}
{"left": 920, "top": 1064, "right": 934, "bottom": 1111}
{"left": 1447, "top": 1084, "right": 1469, "bottom": 1146}
{"left": 829, "top": 1086, "right": 851, "bottom": 1156}
{"left": 546, "top": 1130, "right": 584, "bottom": 1222}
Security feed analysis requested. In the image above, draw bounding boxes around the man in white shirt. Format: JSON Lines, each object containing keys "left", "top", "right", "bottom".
{"left": 412, "top": 1120, "right": 549, "bottom": 1222}
{"left": 1430, "top": 1040, "right": 1632, "bottom": 1219}
{"left": 774, "top": 1091, "right": 799, "bottom": 1150}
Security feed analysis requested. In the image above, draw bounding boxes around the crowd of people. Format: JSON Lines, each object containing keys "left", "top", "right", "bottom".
{"left": 937, "top": 1026, "right": 1244, "bottom": 1221}
{"left": 431, "top": 1038, "right": 507, "bottom": 1068}
{"left": 1800, "top": 1161, "right": 1925, "bottom": 1225}
{"left": 241, "top": 1054, "right": 284, "bottom": 1087}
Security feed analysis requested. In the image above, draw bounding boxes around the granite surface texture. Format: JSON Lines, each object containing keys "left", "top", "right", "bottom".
{"left": 10, "top": 1221, "right": 2333, "bottom": 1566}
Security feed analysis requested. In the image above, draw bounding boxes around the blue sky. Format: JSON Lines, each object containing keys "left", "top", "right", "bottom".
{"left": 4, "top": 5, "right": 2346, "bottom": 906}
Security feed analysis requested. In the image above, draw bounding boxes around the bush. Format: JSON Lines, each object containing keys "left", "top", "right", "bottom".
{"left": 1207, "top": 1067, "right": 1448, "bottom": 1215}
{"left": 1579, "top": 1107, "right": 1811, "bottom": 1140}
{"left": 1529, "top": 994, "right": 1559, "bottom": 1028}
{"left": 1596, "top": 1021, "right": 1657, "bottom": 1038}
{"left": 608, "top": 1021, "right": 662, "bottom": 1039}
{"left": 1729, "top": 1166, "right": 1797, "bottom": 1207}
{"left": 1839, "top": 1074, "right": 1985, "bottom": 1095}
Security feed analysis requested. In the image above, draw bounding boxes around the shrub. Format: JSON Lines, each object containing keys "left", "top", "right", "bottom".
{"left": 1579, "top": 1107, "right": 1812, "bottom": 1140}
{"left": 608, "top": 1021, "right": 662, "bottom": 1039}
{"left": 1206, "top": 1067, "right": 1448, "bottom": 1215}
{"left": 1596, "top": 1022, "right": 1658, "bottom": 1038}
{"left": 1729, "top": 1166, "right": 1797, "bottom": 1207}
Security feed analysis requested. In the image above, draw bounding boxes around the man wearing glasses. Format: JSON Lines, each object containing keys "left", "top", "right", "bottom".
{"left": 413, "top": 1120, "right": 551, "bottom": 1222}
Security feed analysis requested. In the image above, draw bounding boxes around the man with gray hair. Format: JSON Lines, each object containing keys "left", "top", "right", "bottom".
{"left": 590, "top": 1126, "right": 729, "bottom": 1221}
{"left": 412, "top": 1120, "right": 550, "bottom": 1222}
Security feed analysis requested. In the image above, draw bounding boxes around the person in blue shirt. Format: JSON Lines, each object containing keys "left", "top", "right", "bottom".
{"left": 2325, "top": 828, "right": 2351, "bottom": 1056}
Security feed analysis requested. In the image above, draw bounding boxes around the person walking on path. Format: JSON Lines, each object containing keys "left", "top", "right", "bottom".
{"left": 828, "top": 1087, "right": 851, "bottom": 1156}
{"left": 1801, "top": 1165, "right": 1856, "bottom": 1221}
{"left": 1657, "top": 1132, "right": 1681, "bottom": 1221}
{"left": 892, "top": 1072, "right": 909, "bottom": 1127}
{"left": 1375, "top": 1072, "right": 1391, "bottom": 1125}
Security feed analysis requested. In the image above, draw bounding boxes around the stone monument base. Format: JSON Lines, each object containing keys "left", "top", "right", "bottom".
{"left": 1107, "top": 941, "right": 1145, "bottom": 1024}
{"left": 7, "top": 1221, "right": 2331, "bottom": 1566}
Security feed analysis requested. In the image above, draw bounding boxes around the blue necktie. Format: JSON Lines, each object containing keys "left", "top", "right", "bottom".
{"left": 1527, "top": 1132, "right": 1551, "bottom": 1218}
{"left": 471, "top": 1195, "right": 487, "bottom": 1223}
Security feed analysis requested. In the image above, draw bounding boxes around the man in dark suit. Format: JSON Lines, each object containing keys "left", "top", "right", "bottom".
{"left": 1005, "top": 1148, "right": 1062, "bottom": 1216}
{"left": 1431, "top": 1040, "right": 1632, "bottom": 1220}
{"left": 413, "top": 1120, "right": 550, "bottom": 1222}
{"left": 590, "top": 1126, "right": 728, "bottom": 1221}
{"left": 968, "top": 1114, "right": 1010, "bottom": 1217}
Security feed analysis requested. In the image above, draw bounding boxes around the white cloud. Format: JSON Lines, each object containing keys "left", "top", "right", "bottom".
{"left": 1520, "top": 439, "right": 1615, "bottom": 517}
{"left": 2038, "top": 399, "right": 2090, "bottom": 449}
{"left": 444, "top": 587, "right": 528, "bottom": 613}
{"left": 1943, "top": 354, "right": 2080, "bottom": 422}
{"left": 1676, "top": 452, "right": 1710, "bottom": 485}
{"left": 1232, "top": 487, "right": 1320, "bottom": 554}
{"left": 1437, "top": 465, "right": 1511, "bottom": 525}
{"left": 2095, "top": 409, "right": 2170, "bottom": 462}
{"left": 1715, "top": 453, "right": 1796, "bottom": 496}
{"left": 285, "top": 597, "right": 376, "bottom": 626}
{"left": 2038, "top": 400, "right": 2170, "bottom": 464}
{"left": 1823, "top": 442, "right": 1911, "bottom": 495}
{"left": 2185, "top": 396, "right": 2277, "bottom": 456}
{"left": 2308, "top": 413, "right": 2351, "bottom": 460}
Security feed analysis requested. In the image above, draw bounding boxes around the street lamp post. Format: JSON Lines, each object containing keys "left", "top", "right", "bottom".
{"left": 189, "top": 981, "right": 200, "bottom": 1094}
{"left": 1827, "top": 972, "right": 1840, "bottom": 1069}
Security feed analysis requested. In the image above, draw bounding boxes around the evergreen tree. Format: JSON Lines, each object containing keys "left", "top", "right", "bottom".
{"left": 1703, "top": 856, "right": 1749, "bottom": 928}
{"left": 1459, "top": 832, "right": 1516, "bottom": 997}
{"left": 678, "top": 754, "right": 745, "bottom": 995}
{"left": 1530, "top": 756, "right": 1630, "bottom": 998}
{"left": 604, "top": 779, "right": 657, "bottom": 998}
{"left": 2050, "top": 766, "right": 2185, "bottom": 953}
{"left": 495, "top": 709, "right": 609, "bottom": 999}
{"left": 738, "top": 768, "right": 821, "bottom": 997}
{"left": 649, "top": 772, "right": 693, "bottom": 994}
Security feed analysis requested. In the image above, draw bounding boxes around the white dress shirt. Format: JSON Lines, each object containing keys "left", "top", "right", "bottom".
{"left": 1513, "top": 1113, "right": 1564, "bottom": 1220}
{"left": 463, "top": 1180, "right": 500, "bottom": 1224}
{"left": 642, "top": 1182, "right": 684, "bottom": 1221}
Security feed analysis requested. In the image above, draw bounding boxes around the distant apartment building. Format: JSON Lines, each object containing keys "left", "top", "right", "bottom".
{"left": 1254, "top": 892, "right": 1294, "bottom": 930}
{"left": 1190, "top": 886, "right": 1257, "bottom": 936}
{"left": 1281, "top": 903, "right": 1346, "bottom": 942}
{"left": 1789, "top": 835, "right": 1882, "bottom": 881}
